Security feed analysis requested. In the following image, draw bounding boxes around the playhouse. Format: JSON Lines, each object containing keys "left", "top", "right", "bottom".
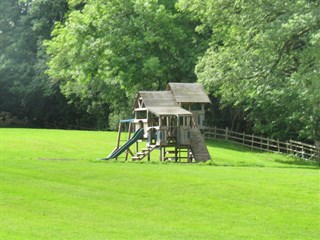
{"left": 104, "top": 83, "right": 211, "bottom": 162}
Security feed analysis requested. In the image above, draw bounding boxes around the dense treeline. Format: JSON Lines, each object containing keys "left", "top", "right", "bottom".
{"left": 1, "top": 0, "right": 319, "bottom": 146}
{"left": 0, "top": 0, "right": 99, "bottom": 128}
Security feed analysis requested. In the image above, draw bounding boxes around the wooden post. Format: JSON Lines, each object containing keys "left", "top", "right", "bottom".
{"left": 116, "top": 122, "right": 122, "bottom": 160}
{"left": 147, "top": 148, "right": 150, "bottom": 161}
{"left": 289, "top": 140, "right": 292, "bottom": 155}
{"left": 214, "top": 126, "right": 217, "bottom": 139}
{"left": 251, "top": 134, "right": 254, "bottom": 149}
{"left": 225, "top": 127, "right": 229, "bottom": 140}
{"left": 125, "top": 122, "right": 133, "bottom": 161}
{"left": 175, "top": 146, "right": 178, "bottom": 162}
{"left": 267, "top": 138, "right": 270, "bottom": 151}
{"left": 277, "top": 139, "right": 280, "bottom": 152}
{"left": 160, "top": 146, "right": 163, "bottom": 161}
{"left": 242, "top": 132, "right": 245, "bottom": 144}
{"left": 135, "top": 141, "right": 139, "bottom": 155}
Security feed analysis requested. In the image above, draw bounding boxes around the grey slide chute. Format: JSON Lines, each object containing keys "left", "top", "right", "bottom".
{"left": 101, "top": 128, "right": 144, "bottom": 160}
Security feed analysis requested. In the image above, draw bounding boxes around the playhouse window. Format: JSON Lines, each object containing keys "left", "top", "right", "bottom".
{"left": 160, "top": 116, "right": 167, "bottom": 126}
{"left": 136, "top": 110, "right": 147, "bottom": 119}
{"left": 168, "top": 116, "right": 177, "bottom": 127}
{"left": 191, "top": 103, "right": 202, "bottom": 111}
{"left": 198, "top": 114, "right": 204, "bottom": 126}
{"left": 186, "top": 116, "right": 191, "bottom": 126}
{"left": 179, "top": 116, "right": 190, "bottom": 126}
{"left": 179, "top": 117, "right": 184, "bottom": 126}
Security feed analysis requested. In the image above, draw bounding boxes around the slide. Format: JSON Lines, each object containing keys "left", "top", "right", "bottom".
{"left": 102, "top": 128, "right": 144, "bottom": 160}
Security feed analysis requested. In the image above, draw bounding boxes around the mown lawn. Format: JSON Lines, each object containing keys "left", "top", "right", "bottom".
{"left": 1, "top": 128, "right": 319, "bottom": 239}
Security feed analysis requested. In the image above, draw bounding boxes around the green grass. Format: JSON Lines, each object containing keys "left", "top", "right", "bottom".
{"left": 206, "top": 140, "right": 320, "bottom": 168}
{"left": 1, "top": 128, "right": 319, "bottom": 239}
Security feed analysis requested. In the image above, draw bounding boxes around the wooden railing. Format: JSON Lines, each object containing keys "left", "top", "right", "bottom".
{"left": 204, "top": 127, "right": 320, "bottom": 161}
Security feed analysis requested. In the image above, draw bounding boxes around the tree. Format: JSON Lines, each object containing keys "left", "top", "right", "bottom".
{"left": 178, "top": 0, "right": 320, "bottom": 143}
{"left": 0, "top": 0, "right": 76, "bottom": 126}
{"left": 46, "top": 0, "right": 207, "bottom": 129}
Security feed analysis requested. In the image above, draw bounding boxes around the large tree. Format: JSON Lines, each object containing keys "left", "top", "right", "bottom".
{"left": 0, "top": 0, "right": 73, "bottom": 125}
{"left": 178, "top": 0, "right": 320, "bottom": 143}
{"left": 46, "top": 0, "right": 207, "bottom": 128}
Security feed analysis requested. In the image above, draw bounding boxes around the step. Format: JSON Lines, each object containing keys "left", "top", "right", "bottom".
{"left": 165, "top": 150, "right": 176, "bottom": 154}
{"left": 142, "top": 149, "right": 151, "bottom": 153}
{"left": 142, "top": 147, "right": 154, "bottom": 152}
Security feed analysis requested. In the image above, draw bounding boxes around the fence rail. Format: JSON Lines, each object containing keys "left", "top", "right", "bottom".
{"left": 204, "top": 127, "right": 320, "bottom": 161}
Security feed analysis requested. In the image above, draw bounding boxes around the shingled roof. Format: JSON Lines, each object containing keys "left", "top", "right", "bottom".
{"left": 167, "top": 83, "right": 211, "bottom": 103}
{"left": 138, "top": 91, "right": 191, "bottom": 116}
{"left": 135, "top": 83, "right": 210, "bottom": 116}
{"left": 139, "top": 91, "right": 178, "bottom": 107}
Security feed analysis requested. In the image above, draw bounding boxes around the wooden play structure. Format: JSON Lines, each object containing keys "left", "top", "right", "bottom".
{"left": 103, "top": 83, "right": 211, "bottom": 162}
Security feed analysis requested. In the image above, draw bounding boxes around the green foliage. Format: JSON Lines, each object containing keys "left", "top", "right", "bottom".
{"left": 0, "top": 0, "right": 102, "bottom": 128}
{"left": 177, "top": 0, "right": 320, "bottom": 142}
{"left": 1, "top": 128, "right": 319, "bottom": 239}
{"left": 0, "top": 0, "right": 70, "bottom": 122}
{"left": 3, "top": 0, "right": 318, "bottom": 140}
{"left": 45, "top": 0, "right": 207, "bottom": 128}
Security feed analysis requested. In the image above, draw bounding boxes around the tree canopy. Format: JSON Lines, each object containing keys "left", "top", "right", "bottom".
{"left": 0, "top": 0, "right": 68, "bottom": 123}
{"left": 45, "top": 0, "right": 207, "bottom": 128}
{"left": 1, "top": 0, "right": 319, "bottom": 144}
{"left": 178, "top": 0, "right": 320, "bottom": 143}
{"left": 0, "top": 0, "right": 102, "bottom": 128}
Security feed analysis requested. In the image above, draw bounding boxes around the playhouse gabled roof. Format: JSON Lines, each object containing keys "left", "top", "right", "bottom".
{"left": 139, "top": 91, "right": 178, "bottom": 107}
{"left": 167, "top": 83, "right": 211, "bottom": 103}
{"left": 137, "top": 91, "right": 191, "bottom": 116}
{"left": 134, "top": 83, "right": 210, "bottom": 116}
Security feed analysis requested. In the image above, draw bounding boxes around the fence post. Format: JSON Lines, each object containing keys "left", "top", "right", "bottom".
{"left": 214, "top": 126, "right": 217, "bottom": 139}
{"left": 289, "top": 140, "right": 292, "bottom": 155}
{"left": 251, "top": 133, "right": 254, "bottom": 149}
{"left": 277, "top": 139, "right": 280, "bottom": 152}
{"left": 292, "top": 140, "right": 296, "bottom": 156}
{"left": 225, "top": 127, "right": 229, "bottom": 140}
{"left": 242, "top": 132, "right": 245, "bottom": 144}
{"left": 267, "top": 138, "right": 270, "bottom": 151}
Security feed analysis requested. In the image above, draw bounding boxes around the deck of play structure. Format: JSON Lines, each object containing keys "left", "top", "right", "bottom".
{"left": 103, "top": 83, "right": 211, "bottom": 162}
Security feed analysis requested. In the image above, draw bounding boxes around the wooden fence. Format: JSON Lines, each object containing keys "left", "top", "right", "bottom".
{"left": 204, "top": 127, "right": 320, "bottom": 161}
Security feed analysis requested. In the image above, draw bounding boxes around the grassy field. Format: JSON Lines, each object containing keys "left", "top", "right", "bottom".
{"left": 1, "top": 128, "right": 319, "bottom": 239}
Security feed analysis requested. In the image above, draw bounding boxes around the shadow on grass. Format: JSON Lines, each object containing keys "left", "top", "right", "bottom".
{"left": 274, "top": 158, "right": 320, "bottom": 168}
{"left": 92, "top": 158, "right": 320, "bottom": 170}
{"left": 206, "top": 139, "right": 263, "bottom": 153}
{"left": 206, "top": 139, "right": 320, "bottom": 169}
